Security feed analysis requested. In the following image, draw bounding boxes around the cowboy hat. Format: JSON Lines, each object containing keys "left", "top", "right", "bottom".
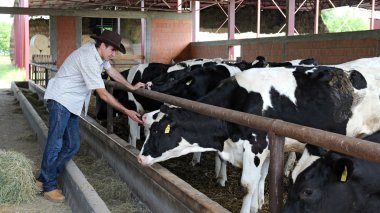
{"left": 91, "top": 30, "right": 126, "bottom": 54}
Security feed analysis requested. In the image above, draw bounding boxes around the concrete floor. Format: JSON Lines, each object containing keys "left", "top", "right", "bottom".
{"left": 0, "top": 88, "right": 71, "bottom": 212}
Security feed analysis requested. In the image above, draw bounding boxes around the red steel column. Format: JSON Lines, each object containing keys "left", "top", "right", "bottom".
{"left": 286, "top": 0, "right": 295, "bottom": 36}
{"left": 228, "top": 0, "right": 235, "bottom": 60}
{"left": 14, "top": 0, "right": 29, "bottom": 79}
{"left": 370, "top": 0, "right": 375, "bottom": 30}
{"left": 257, "top": 0, "right": 261, "bottom": 38}
{"left": 314, "top": 0, "right": 320, "bottom": 34}
{"left": 191, "top": 0, "right": 200, "bottom": 42}
{"left": 141, "top": 0, "right": 146, "bottom": 63}
{"left": 177, "top": 0, "right": 182, "bottom": 13}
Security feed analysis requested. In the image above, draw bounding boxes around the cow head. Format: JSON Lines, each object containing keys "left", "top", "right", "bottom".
{"left": 284, "top": 154, "right": 357, "bottom": 213}
{"left": 138, "top": 105, "right": 226, "bottom": 166}
{"left": 150, "top": 66, "right": 193, "bottom": 93}
{"left": 138, "top": 113, "right": 183, "bottom": 166}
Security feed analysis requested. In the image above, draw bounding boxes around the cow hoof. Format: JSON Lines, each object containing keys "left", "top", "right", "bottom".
{"left": 190, "top": 160, "right": 199, "bottom": 167}
{"left": 216, "top": 178, "right": 226, "bottom": 187}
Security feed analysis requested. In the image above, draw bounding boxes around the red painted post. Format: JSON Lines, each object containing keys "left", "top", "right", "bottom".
{"left": 257, "top": 0, "right": 261, "bottom": 38}
{"left": 191, "top": 0, "right": 200, "bottom": 42}
{"left": 286, "top": 0, "right": 295, "bottom": 36}
{"left": 314, "top": 0, "right": 320, "bottom": 34}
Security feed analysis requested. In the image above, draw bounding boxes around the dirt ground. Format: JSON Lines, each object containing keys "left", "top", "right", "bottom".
{"left": 0, "top": 88, "right": 71, "bottom": 213}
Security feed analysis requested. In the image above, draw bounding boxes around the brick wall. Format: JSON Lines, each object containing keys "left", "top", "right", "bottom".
{"left": 189, "top": 30, "right": 380, "bottom": 65}
{"left": 150, "top": 19, "right": 192, "bottom": 63}
{"left": 56, "top": 16, "right": 77, "bottom": 67}
{"left": 190, "top": 43, "right": 229, "bottom": 60}
{"left": 241, "top": 42, "right": 283, "bottom": 63}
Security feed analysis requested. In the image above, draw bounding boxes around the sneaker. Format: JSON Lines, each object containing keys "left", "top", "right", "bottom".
{"left": 43, "top": 189, "right": 65, "bottom": 203}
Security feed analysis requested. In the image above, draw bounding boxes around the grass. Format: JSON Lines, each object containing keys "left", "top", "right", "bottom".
{"left": 0, "top": 55, "right": 26, "bottom": 88}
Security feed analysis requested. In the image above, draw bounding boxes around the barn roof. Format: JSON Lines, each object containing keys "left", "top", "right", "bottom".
{"left": 27, "top": 0, "right": 379, "bottom": 12}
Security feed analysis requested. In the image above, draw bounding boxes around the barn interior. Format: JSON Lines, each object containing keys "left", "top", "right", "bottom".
{"left": 0, "top": 1, "right": 380, "bottom": 213}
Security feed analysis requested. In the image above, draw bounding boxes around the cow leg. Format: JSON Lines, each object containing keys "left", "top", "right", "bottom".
{"left": 128, "top": 118, "right": 140, "bottom": 147}
{"left": 215, "top": 154, "right": 227, "bottom": 187}
{"left": 240, "top": 142, "right": 268, "bottom": 213}
{"left": 190, "top": 152, "right": 201, "bottom": 166}
{"left": 257, "top": 155, "right": 270, "bottom": 208}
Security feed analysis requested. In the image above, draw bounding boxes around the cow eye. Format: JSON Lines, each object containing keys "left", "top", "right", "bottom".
{"left": 301, "top": 188, "right": 313, "bottom": 197}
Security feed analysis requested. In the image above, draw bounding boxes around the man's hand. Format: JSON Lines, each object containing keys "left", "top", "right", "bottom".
{"left": 132, "top": 82, "right": 145, "bottom": 90}
{"left": 125, "top": 109, "right": 143, "bottom": 124}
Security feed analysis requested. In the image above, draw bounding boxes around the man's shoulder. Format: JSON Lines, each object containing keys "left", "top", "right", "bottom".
{"left": 70, "top": 43, "right": 97, "bottom": 62}
{"left": 77, "top": 43, "right": 96, "bottom": 53}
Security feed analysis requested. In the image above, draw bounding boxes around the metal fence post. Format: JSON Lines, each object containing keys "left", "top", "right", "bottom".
{"left": 268, "top": 130, "right": 285, "bottom": 213}
{"left": 44, "top": 67, "right": 48, "bottom": 87}
{"left": 106, "top": 85, "right": 114, "bottom": 134}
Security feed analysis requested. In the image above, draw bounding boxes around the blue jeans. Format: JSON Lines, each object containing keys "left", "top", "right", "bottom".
{"left": 38, "top": 100, "right": 80, "bottom": 192}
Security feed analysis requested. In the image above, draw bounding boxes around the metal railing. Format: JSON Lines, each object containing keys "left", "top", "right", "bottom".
{"left": 103, "top": 80, "right": 380, "bottom": 213}
{"left": 29, "top": 63, "right": 57, "bottom": 87}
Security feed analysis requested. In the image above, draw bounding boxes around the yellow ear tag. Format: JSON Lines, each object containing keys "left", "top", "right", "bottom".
{"left": 164, "top": 124, "right": 171, "bottom": 134}
{"left": 340, "top": 165, "right": 348, "bottom": 182}
{"left": 186, "top": 80, "right": 192, "bottom": 85}
{"left": 107, "top": 75, "right": 111, "bottom": 80}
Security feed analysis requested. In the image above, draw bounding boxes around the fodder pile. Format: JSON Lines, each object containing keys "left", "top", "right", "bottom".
{"left": 74, "top": 143, "right": 149, "bottom": 213}
{"left": 0, "top": 151, "right": 36, "bottom": 204}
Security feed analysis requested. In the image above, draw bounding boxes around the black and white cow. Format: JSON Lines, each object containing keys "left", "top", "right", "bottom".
{"left": 333, "top": 56, "right": 380, "bottom": 93}
{"left": 151, "top": 63, "right": 242, "bottom": 103}
{"left": 94, "top": 63, "right": 173, "bottom": 147}
{"left": 127, "top": 58, "right": 228, "bottom": 146}
{"left": 143, "top": 57, "right": 319, "bottom": 183}
{"left": 138, "top": 65, "right": 370, "bottom": 213}
{"left": 291, "top": 57, "right": 380, "bottom": 182}
{"left": 95, "top": 69, "right": 136, "bottom": 121}
{"left": 283, "top": 132, "right": 380, "bottom": 213}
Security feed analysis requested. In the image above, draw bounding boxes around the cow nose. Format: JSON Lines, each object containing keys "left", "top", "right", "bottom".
{"left": 142, "top": 115, "right": 148, "bottom": 127}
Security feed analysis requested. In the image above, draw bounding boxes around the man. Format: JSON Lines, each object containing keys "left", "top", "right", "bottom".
{"left": 35, "top": 30, "right": 145, "bottom": 203}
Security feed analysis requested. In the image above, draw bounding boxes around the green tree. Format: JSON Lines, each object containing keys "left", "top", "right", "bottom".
{"left": 0, "top": 22, "right": 11, "bottom": 55}
{"left": 321, "top": 7, "right": 369, "bottom": 33}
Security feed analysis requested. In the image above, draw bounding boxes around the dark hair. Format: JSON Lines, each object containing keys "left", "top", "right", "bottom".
{"left": 94, "top": 39, "right": 111, "bottom": 49}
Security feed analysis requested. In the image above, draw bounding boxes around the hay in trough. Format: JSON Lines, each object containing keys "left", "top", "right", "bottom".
{"left": 0, "top": 151, "right": 36, "bottom": 204}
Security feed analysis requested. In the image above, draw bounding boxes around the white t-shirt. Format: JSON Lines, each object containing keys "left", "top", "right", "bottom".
{"left": 44, "top": 43, "right": 111, "bottom": 115}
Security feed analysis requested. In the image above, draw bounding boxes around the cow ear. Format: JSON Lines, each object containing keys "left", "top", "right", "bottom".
{"left": 332, "top": 158, "right": 354, "bottom": 183}
{"left": 310, "top": 68, "right": 333, "bottom": 82}
{"left": 160, "top": 104, "right": 170, "bottom": 113}
{"left": 348, "top": 70, "right": 367, "bottom": 90}
{"left": 293, "top": 67, "right": 326, "bottom": 85}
